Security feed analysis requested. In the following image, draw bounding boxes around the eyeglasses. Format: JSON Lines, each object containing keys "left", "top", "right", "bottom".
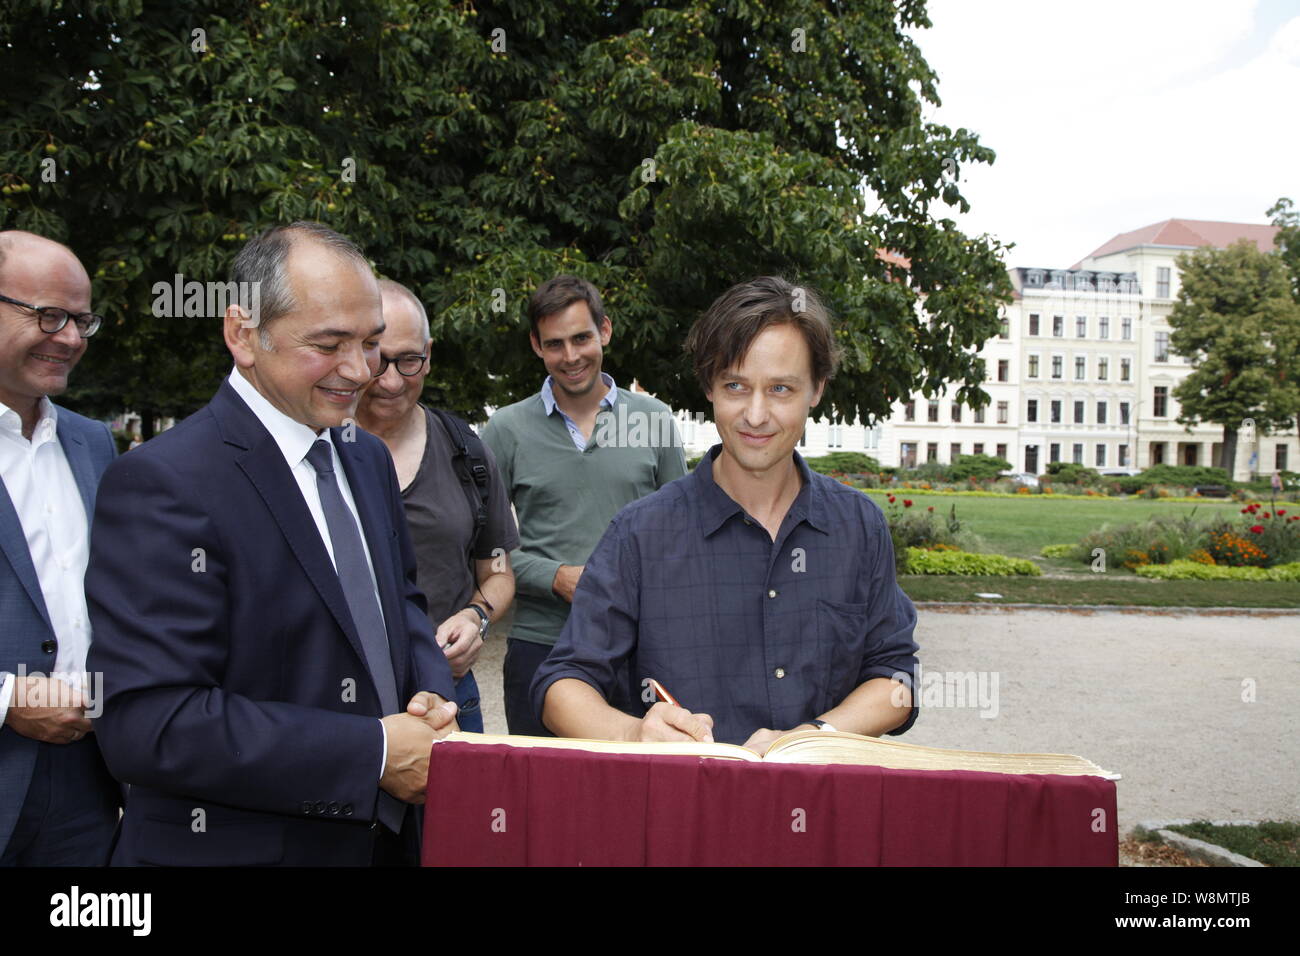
{"left": 0, "top": 293, "right": 103, "bottom": 338}
{"left": 374, "top": 352, "right": 427, "bottom": 377}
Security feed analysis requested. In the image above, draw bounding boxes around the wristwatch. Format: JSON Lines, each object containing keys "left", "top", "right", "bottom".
{"left": 465, "top": 603, "right": 490, "bottom": 640}
{"left": 807, "top": 719, "right": 838, "bottom": 732}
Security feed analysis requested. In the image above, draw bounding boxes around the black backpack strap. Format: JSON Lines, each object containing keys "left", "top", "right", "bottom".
{"left": 429, "top": 406, "right": 491, "bottom": 559}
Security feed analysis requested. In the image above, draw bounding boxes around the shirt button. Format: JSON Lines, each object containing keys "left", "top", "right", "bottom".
{"left": 41, "top": 639, "right": 57, "bottom": 654}
{"left": 775, "top": 668, "right": 786, "bottom": 679}
{"left": 768, "top": 589, "right": 777, "bottom": 598}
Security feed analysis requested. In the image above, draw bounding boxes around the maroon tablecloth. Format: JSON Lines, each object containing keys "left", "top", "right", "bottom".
{"left": 422, "top": 742, "right": 1118, "bottom": 866}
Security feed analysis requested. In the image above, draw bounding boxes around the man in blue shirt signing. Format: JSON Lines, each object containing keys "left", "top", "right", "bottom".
{"left": 532, "top": 276, "right": 919, "bottom": 751}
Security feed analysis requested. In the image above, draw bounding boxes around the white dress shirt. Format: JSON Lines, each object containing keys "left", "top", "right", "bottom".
{"left": 0, "top": 397, "right": 92, "bottom": 725}
{"left": 227, "top": 370, "right": 391, "bottom": 778}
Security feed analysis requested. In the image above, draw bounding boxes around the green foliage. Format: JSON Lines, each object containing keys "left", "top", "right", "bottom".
{"left": 947, "top": 453, "right": 1010, "bottom": 480}
{"left": 1039, "top": 543, "right": 1074, "bottom": 558}
{"left": 902, "top": 548, "right": 1041, "bottom": 576}
{"left": 1269, "top": 197, "right": 1300, "bottom": 301}
{"left": 1135, "top": 561, "right": 1300, "bottom": 582}
{"left": 0, "top": 0, "right": 1012, "bottom": 425}
{"left": 1044, "top": 462, "right": 1101, "bottom": 485}
{"left": 1167, "top": 820, "right": 1300, "bottom": 868}
{"left": 1167, "top": 238, "right": 1300, "bottom": 468}
{"left": 1113, "top": 464, "right": 1232, "bottom": 494}
{"left": 1073, "top": 513, "right": 1211, "bottom": 568}
{"left": 803, "top": 451, "right": 880, "bottom": 475}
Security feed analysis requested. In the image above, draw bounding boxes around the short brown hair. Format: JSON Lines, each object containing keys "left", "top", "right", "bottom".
{"left": 685, "top": 276, "right": 841, "bottom": 393}
{"left": 527, "top": 275, "right": 605, "bottom": 337}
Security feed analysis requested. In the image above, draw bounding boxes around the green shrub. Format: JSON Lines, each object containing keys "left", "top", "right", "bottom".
{"left": 1135, "top": 561, "right": 1300, "bottom": 581}
{"left": 1039, "top": 543, "right": 1076, "bottom": 558}
{"left": 1044, "top": 462, "right": 1103, "bottom": 485}
{"left": 804, "top": 452, "right": 881, "bottom": 476}
{"left": 948, "top": 454, "right": 1012, "bottom": 481}
{"left": 903, "top": 548, "right": 1042, "bottom": 576}
{"left": 1116, "top": 465, "right": 1232, "bottom": 494}
{"left": 1074, "top": 513, "right": 1211, "bottom": 568}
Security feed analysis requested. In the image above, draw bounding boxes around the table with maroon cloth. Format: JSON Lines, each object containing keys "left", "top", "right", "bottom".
{"left": 422, "top": 741, "right": 1118, "bottom": 866}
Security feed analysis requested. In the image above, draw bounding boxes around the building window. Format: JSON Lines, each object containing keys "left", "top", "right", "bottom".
{"left": 951, "top": 402, "right": 962, "bottom": 423}
{"left": 1028, "top": 354, "right": 1040, "bottom": 378}
{"left": 997, "top": 359, "right": 1009, "bottom": 382}
{"left": 927, "top": 442, "right": 938, "bottom": 463}
{"left": 1097, "top": 357, "right": 1108, "bottom": 381}
{"left": 1076, "top": 315, "right": 1087, "bottom": 338}
{"left": 974, "top": 406, "right": 985, "bottom": 424}
{"left": 996, "top": 443, "right": 1007, "bottom": 461}
{"left": 827, "top": 424, "right": 843, "bottom": 448}
{"left": 1153, "top": 386, "right": 1168, "bottom": 417}
{"left": 1049, "top": 442, "right": 1061, "bottom": 463}
{"left": 1051, "top": 356, "right": 1063, "bottom": 379}
{"left": 996, "top": 401, "right": 1008, "bottom": 424}
{"left": 1099, "top": 316, "right": 1109, "bottom": 339}
{"left": 1120, "top": 402, "right": 1130, "bottom": 425}
{"left": 1026, "top": 399, "right": 1038, "bottom": 423}
{"left": 1073, "top": 400, "right": 1085, "bottom": 424}
{"left": 1151, "top": 442, "right": 1166, "bottom": 465}
{"left": 1052, "top": 315, "right": 1064, "bottom": 337}
{"left": 1072, "top": 443, "right": 1084, "bottom": 465}
{"left": 904, "top": 401, "right": 915, "bottom": 422}
{"left": 1096, "top": 444, "right": 1107, "bottom": 467}
{"left": 864, "top": 425, "right": 881, "bottom": 450}
{"left": 973, "top": 442, "right": 984, "bottom": 455}
{"left": 998, "top": 317, "right": 1009, "bottom": 339}
{"left": 1121, "top": 316, "right": 1133, "bottom": 340}
{"left": 950, "top": 442, "right": 962, "bottom": 462}
{"left": 1155, "top": 330, "right": 1169, "bottom": 363}
{"left": 1050, "top": 400, "right": 1061, "bottom": 424}
{"left": 1075, "top": 356, "right": 1086, "bottom": 380}
{"left": 1157, "top": 266, "right": 1171, "bottom": 298}
{"left": 1118, "top": 444, "right": 1129, "bottom": 467}
{"left": 1096, "top": 401, "right": 1107, "bottom": 424}
{"left": 927, "top": 399, "right": 939, "bottom": 423}
{"left": 1028, "top": 313, "right": 1040, "bottom": 336}
{"left": 1120, "top": 357, "right": 1131, "bottom": 381}
{"left": 1277, "top": 444, "right": 1289, "bottom": 471}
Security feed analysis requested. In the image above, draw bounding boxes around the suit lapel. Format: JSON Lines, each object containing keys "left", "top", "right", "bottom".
{"left": 333, "top": 430, "right": 409, "bottom": 697}
{"left": 0, "top": 476, "right": 53, "bottom": 633}
{"left": 55, "top": 412, "right": 97, "bottom": 521}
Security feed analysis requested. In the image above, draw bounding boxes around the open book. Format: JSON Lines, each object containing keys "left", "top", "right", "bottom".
{"left": 437, "top": 730, "right": 1120, "bottom": 780}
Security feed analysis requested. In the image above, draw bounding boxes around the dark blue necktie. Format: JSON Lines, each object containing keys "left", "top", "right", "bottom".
{"left": 306, "top": 438, "right": 405, "bottom": 832}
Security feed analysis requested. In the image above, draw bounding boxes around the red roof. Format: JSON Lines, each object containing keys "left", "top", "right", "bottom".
{"left": 1073, "top": 219, "right": 1280, "bottom": 268}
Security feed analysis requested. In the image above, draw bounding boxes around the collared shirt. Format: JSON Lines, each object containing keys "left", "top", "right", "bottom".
{"left": 532, "top": 444, "right": 920, "bottom": 746}
{"left": 540, "top": 372, "right": 617, "bottom": 451}
{"left": 227, "top": 370, "right": 389, "bottom": 776}
{"left": 0, "top": 397, "right": 91, "bottom": 724}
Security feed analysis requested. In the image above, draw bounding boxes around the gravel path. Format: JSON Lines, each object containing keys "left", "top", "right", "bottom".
{"left": 472, "top": 605, "right": 1300, "bottom": 838}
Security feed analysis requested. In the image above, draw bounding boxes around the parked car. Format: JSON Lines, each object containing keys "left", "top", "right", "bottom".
{"left": 1097, "top": 467, "right": 1142, "bottom": 477}
{"left": 999, "top": 470, "right": 1040, "bottom": 489}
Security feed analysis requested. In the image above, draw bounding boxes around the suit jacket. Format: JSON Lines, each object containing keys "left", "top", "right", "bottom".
{"left": 85, "top": 379, "right": 455, "bottom": 866}
{"left": 0, "top": 404, "right": 118, "bottom": 854}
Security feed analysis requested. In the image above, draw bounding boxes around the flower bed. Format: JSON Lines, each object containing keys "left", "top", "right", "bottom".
{"left": 1134, "top": 561, "right": 1300, "bottom": 582}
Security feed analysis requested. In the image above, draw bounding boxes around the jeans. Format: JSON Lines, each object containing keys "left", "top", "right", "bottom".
{"left": 454, "top": 670, "right": 483, "bottom": 734}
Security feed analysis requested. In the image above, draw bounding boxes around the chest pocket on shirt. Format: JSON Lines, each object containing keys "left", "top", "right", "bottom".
{"left": 814, "top": 598, "right": 870, "bottom": 714}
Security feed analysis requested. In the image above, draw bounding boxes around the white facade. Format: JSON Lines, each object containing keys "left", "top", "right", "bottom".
{"left": 673, "top": 219, "right": 1299, "bottom": 479}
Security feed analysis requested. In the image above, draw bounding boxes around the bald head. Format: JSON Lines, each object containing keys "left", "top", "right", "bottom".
{"left": 0, "top": 230, "right": 93, "bottom": 430}
{"left": 377, "top": 279, "right": 430, "bottom": 345}
{"left": 0, "top": 230, "right": 89, "bottom": 291}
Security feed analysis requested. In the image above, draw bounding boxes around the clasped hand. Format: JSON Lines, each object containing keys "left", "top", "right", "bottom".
{"left": 379, "top": 692, "right": 459, "bottom": 804}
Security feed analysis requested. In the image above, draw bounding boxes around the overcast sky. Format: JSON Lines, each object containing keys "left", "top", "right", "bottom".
{"left": 907, "top": 0, "right": 1300, "bottom": 269}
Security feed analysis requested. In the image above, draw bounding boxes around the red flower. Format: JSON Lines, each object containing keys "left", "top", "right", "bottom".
{"left": 1277, "top": 509, "right": 1286, "bottom": 516}
{"left": 888, "top": 495, "right": 896, "bottom": 503}
{"left": 1241, "top": 507, "right": 1251, "bottom": 514}
{"left": 1250, "top": 525, "right": 1265, "bottom": 534}
{"left": 927, "top": 506, "right": 934, "bottom": 512}
{"left": 903, "top": 499, "right": 913, "bottom": 508}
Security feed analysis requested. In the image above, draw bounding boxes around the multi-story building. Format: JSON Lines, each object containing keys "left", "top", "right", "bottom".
{"left": 675, "top": 218, "right": 1298, "bottom": 481}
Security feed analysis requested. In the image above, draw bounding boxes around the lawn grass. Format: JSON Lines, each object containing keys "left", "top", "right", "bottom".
{"left": 1167, "top": 821, "right": 1300, "bottom": 867}
{"left": 861, "top": 491, "right": 1266, "bottom": 560}
{"left": 899, "top": 575, "right": 1300, "bottom": 608}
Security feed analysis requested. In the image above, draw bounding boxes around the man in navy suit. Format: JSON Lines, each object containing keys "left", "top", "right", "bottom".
{"left": 85, "top": 222, "right": 459, "bottom": 866}
{"left": 0, "top": 231, "right": 121, "bottom": 866}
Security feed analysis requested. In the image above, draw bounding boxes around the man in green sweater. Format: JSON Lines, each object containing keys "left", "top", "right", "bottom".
{"left": 481, "top": 276, "right": 687, "bottom": 735}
